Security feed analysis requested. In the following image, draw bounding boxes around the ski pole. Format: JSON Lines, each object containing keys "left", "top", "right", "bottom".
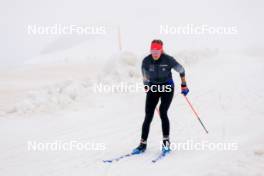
{"left": 183, "top": 96, "right": 209, "bottom": 134}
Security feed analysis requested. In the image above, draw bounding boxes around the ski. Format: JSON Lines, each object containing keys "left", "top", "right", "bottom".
{"left": 103, "top": 152, "right": 142, "bottom": 163}
{"left": 152, "top": 151, "right": 170, "bottom": 163}
{"left": 103, "top": 150, "right": 170, "bottom": 163}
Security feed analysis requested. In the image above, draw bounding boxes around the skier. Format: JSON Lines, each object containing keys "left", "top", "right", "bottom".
{"left": 132, "top": 39, "right": 189, "bottom": 154}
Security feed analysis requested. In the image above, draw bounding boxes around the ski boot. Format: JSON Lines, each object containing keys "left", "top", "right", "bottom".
{"left": 161, "top": 138, "right": 171, "bottom": 154}
{"left": 132, "top": 141, "right": 147, "bottom": 154}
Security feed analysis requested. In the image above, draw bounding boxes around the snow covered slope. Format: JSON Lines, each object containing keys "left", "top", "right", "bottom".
{"left": 0, "top": 49, "right": 264, "bottom": 176}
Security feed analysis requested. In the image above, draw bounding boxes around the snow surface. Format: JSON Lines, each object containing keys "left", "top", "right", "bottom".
{"left": 0, "top": 48, "right": 264, "bottom": 176}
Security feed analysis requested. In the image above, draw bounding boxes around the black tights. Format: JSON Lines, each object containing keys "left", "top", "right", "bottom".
{"left": 141, "top": 88, "right": 174, "bottom": 141}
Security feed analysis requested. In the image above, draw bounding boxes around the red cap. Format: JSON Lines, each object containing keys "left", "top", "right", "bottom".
{"left": 151, "top": 42, "right": 163, "bottom": 50}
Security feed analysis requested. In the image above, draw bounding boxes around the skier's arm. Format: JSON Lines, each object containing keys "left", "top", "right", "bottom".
{"left": 180, "top": 76, "right": 187, "bottom": 84}
{"left": 170, "top": 57, "right": 189, "bottom": 95}
{"left": 170, "top": 57, "right": 186, "bottom": 82}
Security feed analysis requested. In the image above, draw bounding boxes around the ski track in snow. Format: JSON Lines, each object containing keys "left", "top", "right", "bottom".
{"left": 0, "top": 50, "right": 264, "bottom": 176}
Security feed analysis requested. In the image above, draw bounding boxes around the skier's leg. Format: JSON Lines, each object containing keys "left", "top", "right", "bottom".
{"left": 141, "top": 91, "right": 160, "bottom": 141}
{"left": 132, "top": 91, "right": 160, "bottom": 154}
{"left": 159, "top": 88, "right": 174, "bottom": 140}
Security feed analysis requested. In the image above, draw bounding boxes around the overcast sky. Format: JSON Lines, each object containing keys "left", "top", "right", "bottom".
{"left": 1, "top": 0, "right": 264, "bottom": 66}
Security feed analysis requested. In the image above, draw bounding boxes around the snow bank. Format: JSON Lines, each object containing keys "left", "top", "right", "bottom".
{"left": 6, "top": 80, "right": 94, "bottom": 114}
{"left": 4, "top": 51, "right": 142, "bottom": 115}
{"left": 97, "top": 51, "right": 141, "bottom": 83}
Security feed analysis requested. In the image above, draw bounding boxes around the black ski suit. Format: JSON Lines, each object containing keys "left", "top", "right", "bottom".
{"left": 140, "top": 53, "right": 185, "bottom": 141}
